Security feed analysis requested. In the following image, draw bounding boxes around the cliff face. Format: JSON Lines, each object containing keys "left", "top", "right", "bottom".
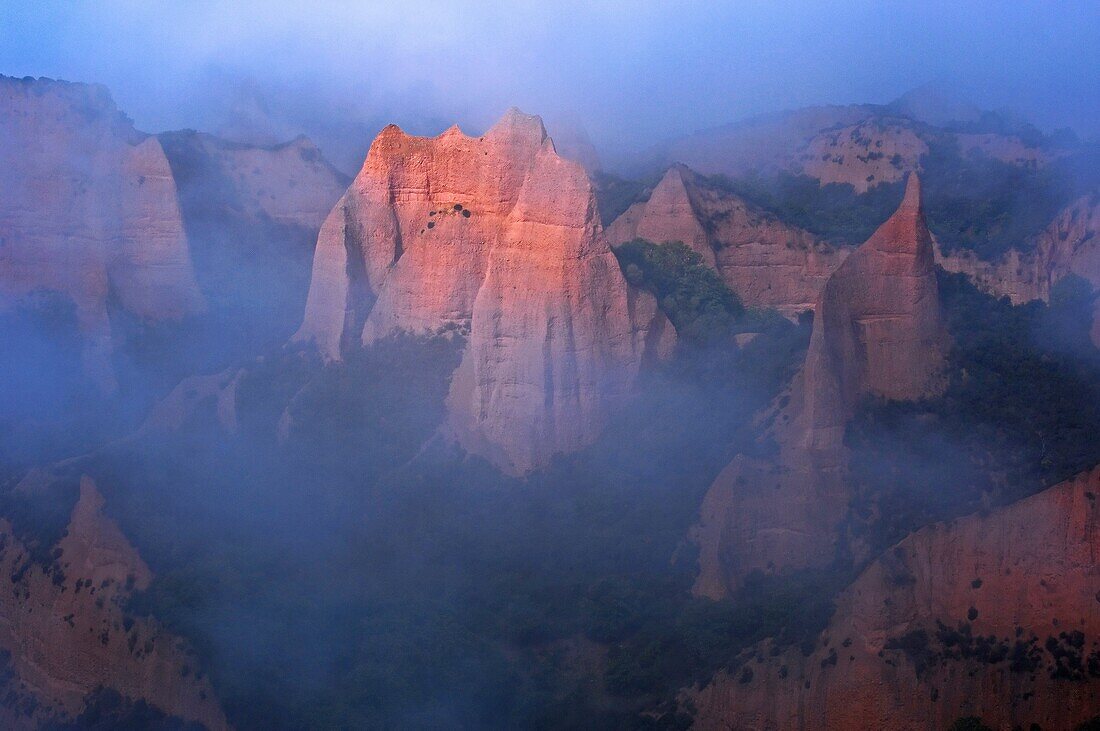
{"left": 795, "top": 119, "right": 927, "bottom": 193}
{"left": 158, "top": 128, "right": 349, "bottom": 355}
{"left": 937, "top": 192, "right": 1100, "bottom": 345}
{"left": 693, "top": 174, "right": 944, "bottom": 598}
{"left": 0, "top": 76, "right": 204, "bottom": 392}
{"left": 159, "top": 130, "right": 348, "bottom": 232}
{"left": 294, "top": 108, "right": 669, "bottom": 474}
{"left": 801, "top": 173, "right": 945, "bottom": 450}
{"left": 0, "top": 476, "right": 226, "bottom": 729}
{"left": 606, "top": 165, "right": 849, "bottom": 317}
{"left": 690, "top": 465, "right": 1100, "bottom": 731}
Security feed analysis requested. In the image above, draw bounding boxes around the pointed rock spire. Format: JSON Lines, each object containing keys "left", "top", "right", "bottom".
{"left": 901, "top": 168, "right": 922, "bottom": 208}
{"left": 864, "top": 172, "right": 933, "bottom": 259}
{"left": 801, "top": 170, "right": 945, "bottom": 448}
{"left": 605, "top": 164, "right": 715, "bottom": 266}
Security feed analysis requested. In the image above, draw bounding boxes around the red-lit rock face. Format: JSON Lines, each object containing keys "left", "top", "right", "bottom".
{"left": 0, "top": 76, "right": 204, "bottom": 393}
{"left": 690, "top": 465, "right": 1100, "bottom": 731}
{"left": 294, "top": 108, "right": 671, "bottom": 474}
{"left": 801, "top": 173, "right": 946, "bottom": 450}
{"left": 0, "top": 475, "right": 227, "bottom": 730}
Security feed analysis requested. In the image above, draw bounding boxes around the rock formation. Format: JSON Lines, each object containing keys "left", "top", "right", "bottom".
{"left": 159, "top": 130, "right": 348, "bottom": 232}
{"left": 607, "top": 166, "right": 716, "bottom": 267}
{"left": 0, "top": 76, "right": 204, "bottom": 392}
{"left": 693, "top": 174, "right": 945, "bottom": 598}
{"left": 0, "top": 475, "right": 226, "bottom": 729}
{"left": 606, "top": 165, "right": 849, "bottom": 317}
{"left": 294, "top": 108, "right": 670, "bottom": 474}
{"left": 937, "top": 192, "right": 1100, "bottom": 345}
{"left": 795, "top": 119, "right": 927, "bottom": 193}
{"left": 158, "top": 128, "right": 349, "bottom": 355}
{"left": 689, "top": 465, "right": 1100, "bottom": 731}
{"left": 801, "top": 172, "right": 945, "bottom": 450}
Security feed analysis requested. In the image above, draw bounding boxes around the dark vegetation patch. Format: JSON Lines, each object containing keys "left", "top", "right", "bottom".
{"left": 82, "top": 262, "right": 813, "bottom": 728}
{"left": 885, "top": 620, "right": 1093, "bottom": 682}
{"left": 704, "top": 171, "right": 903, "bottom": 245}
{"left": 613, "top": 239, "right": 744, "bottom": 345}
{"left": 43, "top": 686, "right": 205, "bottom": 730}
{"left": 920, "top": 136, "right": 1100, "bottom": 260}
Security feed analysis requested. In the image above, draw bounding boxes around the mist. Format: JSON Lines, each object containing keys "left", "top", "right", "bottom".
{"left": 3, "top": 0, "right": 1098, "bottom": 171}
{"left": 2, "top": 3, "right": 1100, "bottom": 728}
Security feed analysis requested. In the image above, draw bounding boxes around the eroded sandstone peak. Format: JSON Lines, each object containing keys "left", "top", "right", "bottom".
{"left": 0, "top": 475, "right": 227, "bottom": 729}
{"left": 294, "top": 108, "right": 670, "bottom": 474}
{"left": 0, "top": 75, "right": 204, "bottom": 392}
{"left": 690, "top": 465, "right": 1100, "bottom": 731}
{"left": 692, "top": 175, "right": 946, "bottom": 597}
{"left": 606, "top": 165, "right": 714, "bottom": 266}
{"left": 802, "top": 172, "right": 945, "bottom": 449}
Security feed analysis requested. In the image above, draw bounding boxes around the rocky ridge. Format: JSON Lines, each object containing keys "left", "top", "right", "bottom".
{"left": 294, "top": 108, "right": 671, "bottom": 474}
{"left": 690, "top": 465, "right": 1100, "bottom": 731}
{"left": 936, "top": 192, "right": 1100, "bottom": 345}
{"left": 0, "top": 474, "right": 226, "bottom": 729}
{"left": 0, "top": 76, "right": 204, "bottom": 392}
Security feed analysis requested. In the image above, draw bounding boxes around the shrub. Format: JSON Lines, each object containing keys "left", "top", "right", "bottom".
{"left": 612, "top": 238, "right": 743, "bottom": 344}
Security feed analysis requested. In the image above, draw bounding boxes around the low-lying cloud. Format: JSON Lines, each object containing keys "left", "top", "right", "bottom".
{"left": 2, "top": 0, "right": 1098, "bottom": 168}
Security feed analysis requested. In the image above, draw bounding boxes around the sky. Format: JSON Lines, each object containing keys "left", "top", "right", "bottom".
{"left": 2, "top": 0, "right": 1098, "bottom": 167}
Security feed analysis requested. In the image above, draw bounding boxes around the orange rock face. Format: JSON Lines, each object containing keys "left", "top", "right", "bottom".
{"left": 690, "top": 465, "right": 1100, "bottom": 731}
{"left": 0, "top": 76, "right": 204, "bottom": 393}
{"left": 693, "top": 174, "right": 945, "bottom": 598}
{"left": 802, "top": 173, "right": 945, "bottom": 450}
{"left": 606, "top": 165, "right": 849, "bottom": 317}
{"left": 0, "top": 476, "right": 226, "bottom": 729}
{"left": 294, "top": 109, "right": 669, "bottom": 474}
